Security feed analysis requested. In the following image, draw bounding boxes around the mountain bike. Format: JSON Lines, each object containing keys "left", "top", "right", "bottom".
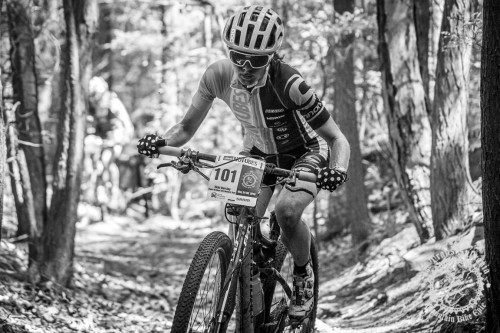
{"left": 156, "top": 144, "right": 319, "bottom": 333}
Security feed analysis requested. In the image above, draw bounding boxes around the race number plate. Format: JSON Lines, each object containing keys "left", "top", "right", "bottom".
{"left": 207, "top": 154, "right": 265, "bottom": 207}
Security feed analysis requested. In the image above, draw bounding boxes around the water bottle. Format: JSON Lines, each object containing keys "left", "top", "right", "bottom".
{"left": 251, "top": 270, "right": 264, "bottom": 315}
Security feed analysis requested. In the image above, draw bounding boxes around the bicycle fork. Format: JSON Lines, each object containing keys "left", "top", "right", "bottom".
{"left": 213, "top": 211, "right": 253, "bottom": 333}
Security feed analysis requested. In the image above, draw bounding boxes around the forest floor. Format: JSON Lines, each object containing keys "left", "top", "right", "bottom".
{"left": 0, "top": 206, "right": 487, "bottom": 333}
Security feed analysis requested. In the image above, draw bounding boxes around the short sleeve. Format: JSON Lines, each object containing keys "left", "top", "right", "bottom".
{"left": 284, "top": 74, "right": 331, "bottom": 129}
{"left": 192, "top": 61, "right": 231, "bottom": 111}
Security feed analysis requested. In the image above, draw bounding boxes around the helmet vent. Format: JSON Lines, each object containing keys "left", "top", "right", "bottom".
{"left": 244, "top": 24, "right": 255, "bottom": 47}
{"left": 225, "top": 17, "right": 234, "bottom": 40}
{"left": 260, "top": 18, "right": 269, "bottom": 31}
{"left": 255, "top": 35, "right": 263, "bottom": 49}
{"left": 238, "top": 12, "right": 246, "bottom": 27}
{"left": 235, "top": 30, "right": 241, "bottom": 44}
{"left": 250, "top": 12, "right": 259, "bottom": 21}
{"left": 267, "top": 26, "right": 276, "bottom": 48}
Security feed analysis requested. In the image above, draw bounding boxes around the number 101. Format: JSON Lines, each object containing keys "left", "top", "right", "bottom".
{"left": 214, "top": 168, "right": 237, "bottom": 182}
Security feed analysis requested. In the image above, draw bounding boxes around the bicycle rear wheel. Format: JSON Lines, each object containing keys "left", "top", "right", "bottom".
{"left": 171, "top": 231, "right": 232, "bottom": 333}
{"left": 261, "top": 235, "right": 319, "bottom": 333}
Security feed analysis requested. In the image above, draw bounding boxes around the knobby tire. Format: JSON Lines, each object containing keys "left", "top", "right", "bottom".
{"left": 171, "top": 231, "right": 232, "bottom": 333}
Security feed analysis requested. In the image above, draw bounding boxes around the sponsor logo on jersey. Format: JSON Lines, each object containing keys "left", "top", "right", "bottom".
{"left": 265, "top": 108, "right": 284, "bottom": 113}
{"left": 304, "top": 101, "right": 323, "bottom": 120}
{"left": 267, "top": 115, "right": 285, "bottom": 120}
{"left": 231, "top": 90, "right": 252, "bottom": 121}
{"left": 276, "top": 134, "right": 289, "bottom": 140}
{"left": 276, "top": 127, "right": 288, "bottom": 132}
{"left": 268, "top": 121, "right": 285, "bottom": 128}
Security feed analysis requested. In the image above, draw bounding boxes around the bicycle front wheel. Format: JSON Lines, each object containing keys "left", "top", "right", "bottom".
{"left": 171, "top": 231, "right": 232, "bottom": 333}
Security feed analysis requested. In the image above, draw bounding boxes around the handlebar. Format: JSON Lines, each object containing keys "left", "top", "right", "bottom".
{"left": 156, "top": 140, "right": 317, "bottom": 183}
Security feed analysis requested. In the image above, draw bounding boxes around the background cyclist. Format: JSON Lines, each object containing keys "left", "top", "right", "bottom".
{"left": 137, "top": 5, "right": 350, "bottom": 321}
{"left": 88, "top": 76, "right": 135, "bottom": 213}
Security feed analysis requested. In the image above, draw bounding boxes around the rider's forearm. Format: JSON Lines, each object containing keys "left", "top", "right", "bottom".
{"left": 162, "top": 123, "right": 194, "bottom": 148}
{"left": 160, "top": 103, "right": 211, "bottom": 149}
{"left": 328, "top": 136, "right": 350, "bottom": 171}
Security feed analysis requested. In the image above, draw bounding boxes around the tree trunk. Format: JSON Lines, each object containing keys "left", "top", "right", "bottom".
{"left": 430, "top": 0, "right": 474, "bottom": 240}
{"left": 413, "top": 0, "right": 431, "bottom": 114}
{"left": 41, "top": 0, "right": 96, "bottom": 286}
{"left": 326, "top": 189, "right": 348, "bottom": 239}
{"left": 93, "top": 2, "right": 113, "bottom": 87}
{"left": 7, "top": 0, "right": 47, "bottom": 277}
{"left": 376, "top": 0, "right": 432, "bottom": 243}
{"left": 480, "top": 0, "right": 500, "bottom": 330}
{"left": 160, "top": 5, "right": 181, "bottom": 220}
{"left": 428, "top": 0, "right": 445, "bottom": 106}
{"left": 37, "top": 0, "right": 63, "bottom": 184}
{"left": 333, "top": 0, "right": 371, "bottom": 246}
{"left": 0, "top": 64, "right": 5, "bottom": 239}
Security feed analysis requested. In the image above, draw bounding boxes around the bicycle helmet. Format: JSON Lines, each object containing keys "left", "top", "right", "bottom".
{"left": 223, "top": 5, "right": 284, "bottom": 55}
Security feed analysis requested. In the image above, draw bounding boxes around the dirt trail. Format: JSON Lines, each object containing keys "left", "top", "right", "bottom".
{"left": 75, "top": 214, "right": 402, "bottom": 333}
{"left": 74, "top": 214, "right": 483, "bottom": 333}
{"left": 75, "top": 215, "right": 419, "bottom": 333}
{"left": 0, "top": 209, "right": 484, "bottom": 333}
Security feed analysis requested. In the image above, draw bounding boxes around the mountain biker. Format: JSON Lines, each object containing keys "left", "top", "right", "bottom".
{"left": 88, "top": 76, "right": 135, "bottom": 211}
{"left": 137, "top": 5, "right": 350, "bottom": 321}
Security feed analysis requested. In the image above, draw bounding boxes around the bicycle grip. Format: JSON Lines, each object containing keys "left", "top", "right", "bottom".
{"left": 154, "top": 139, "right": 182, "bottom": 157}
{"left": 159, "top": 145, "right": 183, "bottom": 157}
{"left": 299, "top": 171, "right": 317, "bottom": 183}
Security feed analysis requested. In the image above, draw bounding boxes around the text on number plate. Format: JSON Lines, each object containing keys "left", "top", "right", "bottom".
{"left": 207, "top": 155, "right": 265, "bottom": 207}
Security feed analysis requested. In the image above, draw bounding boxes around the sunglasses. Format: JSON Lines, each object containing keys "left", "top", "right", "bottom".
{"left": 229, "top": 50, "right": 272, "bottom": 69}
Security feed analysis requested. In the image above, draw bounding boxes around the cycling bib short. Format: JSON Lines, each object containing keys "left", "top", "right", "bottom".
{"left": 247, "top": 136, "right": 328, "bottom": 193}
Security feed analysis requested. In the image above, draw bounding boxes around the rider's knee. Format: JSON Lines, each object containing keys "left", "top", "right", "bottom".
{"left": 274, "top": 201, "right": 302, "bottom": 228}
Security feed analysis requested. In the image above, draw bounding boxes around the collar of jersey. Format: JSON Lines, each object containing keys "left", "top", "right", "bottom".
{"left": 230, "top": 66, "right": 269, "bottom": 92}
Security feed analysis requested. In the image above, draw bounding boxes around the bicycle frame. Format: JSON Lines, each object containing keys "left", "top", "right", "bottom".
{"left": 211, "top": 203, "right": 298, "bottom": 333}
{"left": 212, "top": 205, "right": 256, "bottom": 333}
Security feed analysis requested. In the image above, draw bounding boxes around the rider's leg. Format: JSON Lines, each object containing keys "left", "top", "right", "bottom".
{"left": 102, "top": 146, "right": 123, "bottom": 210}
{"left": 275, "top": 180, "right": 317, "bottom": 320}
{"left": 100, "top": 148, "right": 113, "bottom": 184}
{"left": 273, "top": 184, "right": 315, "bottom": 266}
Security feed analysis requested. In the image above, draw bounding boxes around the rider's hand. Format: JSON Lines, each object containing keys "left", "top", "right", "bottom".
{"left": 315, "top": 166, "right": 348, "bottom": 192}
{"left": 137, "top": 134, "right": 163, "bottom": 158}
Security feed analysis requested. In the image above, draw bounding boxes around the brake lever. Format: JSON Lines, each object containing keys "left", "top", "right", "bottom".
{"left": 157, "top": 162, "right": 173, "bottom": 169}
{"left": 157, "top": 158, "right": 210, "bottom": 181}
{"left": 156, "top": 161, "right": 187, "bottom": 170}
